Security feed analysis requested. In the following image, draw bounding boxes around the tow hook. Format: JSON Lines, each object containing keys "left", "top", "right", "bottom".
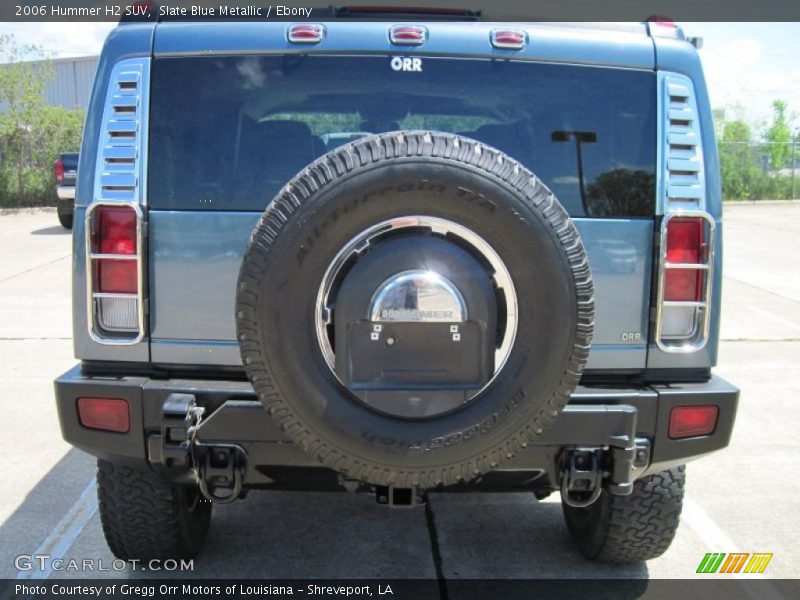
{"left": 559, "top": 438, "right": 650, "bottom": 508}
{"left": 195, "top": 443, "right": 246, "bottom": 504}
{"left": 560, "top": 449, "right": 604, "bottom": 508}
{"left": 151, "top": 393, "right": 247, "bottom": 503}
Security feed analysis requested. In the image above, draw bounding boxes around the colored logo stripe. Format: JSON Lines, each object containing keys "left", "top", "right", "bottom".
{"left": 697, "top": 553, "right": 726, "bottom": 573}
{"left": 720, "top": 553, "right": 749, "bottom": 573}
{"left": 744, "top": 553, "right": 773, "bottom": 574}
{"left": 696, "top": 552, "right": 773, "bottom": 574}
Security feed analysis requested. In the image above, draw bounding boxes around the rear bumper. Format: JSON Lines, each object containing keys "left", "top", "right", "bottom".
{"left": 56, "top": 185, "right": 75, "bottom": 201}
{"left": 54, "top": 365, "right": 738, "bottom": 492}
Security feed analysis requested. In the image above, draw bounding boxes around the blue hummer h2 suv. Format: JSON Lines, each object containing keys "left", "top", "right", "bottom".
{"left": 54, "top": 15, "right": 739, "bottom": 564}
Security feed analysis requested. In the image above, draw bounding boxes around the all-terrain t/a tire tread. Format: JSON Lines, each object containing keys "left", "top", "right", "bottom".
{"left": 236, "top": 131, "right": 594, "bottom": 489}
{"left": 96, "top": 459, "right": 211, "bottom": 560}
{"left": 565, "top": 466, "right": 686, "bottom": 564}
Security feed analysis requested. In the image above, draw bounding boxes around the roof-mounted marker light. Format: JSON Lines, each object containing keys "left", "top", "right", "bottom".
{"left": 490, "top": 29, "right": 527, "bottom": 50}
{"left": 287, "top": 24, "right": 325, "bottom": 44}
{"left": 390, "top": 25, "right": 428, "bottom": 46}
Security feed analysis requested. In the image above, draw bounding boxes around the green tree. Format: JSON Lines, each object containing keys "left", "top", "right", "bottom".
{"left": 0, "top": 34, "right": 84, "bottom": 207}
{"left": 722, "top": 119, "right": 751, "bottom": 143}
{"left": 765, "top": 99, "right": 792, "bottom": 169}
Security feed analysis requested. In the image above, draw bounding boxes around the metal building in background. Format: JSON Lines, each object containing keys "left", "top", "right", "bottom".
{"left": 43, "top": 56, "right": 99, "bottom": 110}
{"left": 1, "top": 55, "right": 99, "bottom": 111}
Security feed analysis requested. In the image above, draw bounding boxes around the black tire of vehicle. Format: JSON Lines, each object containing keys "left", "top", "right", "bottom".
{"left": 96, "top": 459, "right": 211, "bottom": 560}
{"left": 562, "top": 466, "right": 686, "bottom": 564}
{"left": 236, "top": 131, "right": 594, "bottom": 489}
{"left": 57, "top": 208, "right": 73, "bottom": 229}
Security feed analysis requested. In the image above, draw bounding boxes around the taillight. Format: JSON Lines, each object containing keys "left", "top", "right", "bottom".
{"left": 287, "top": 24, "right": 325, "bottom": 44}
{"left": 490, "top": 29, "right": 528, "bottom": 50}
{"left": 664, "top": 218, "right": 704, "bottom": 301}
{"left": 389, "top": 25, "right": 427, "bottom": 46}
{"left": 54, "top": 158, "right": 64, "bottom": 184}
{"left": 668, "top": 405, "right": 718, "bottom": 439}
{"left": 77, "top": 397, "right": 130, "bottom": 433}
{"left": 656, "top": 212, "right": 715, "bottom": 351}
{"left": 86, "top": 203, "right": 143, "bottom": 340}
{"left": 97, "top": 205, "right": 137, "bottom": 255}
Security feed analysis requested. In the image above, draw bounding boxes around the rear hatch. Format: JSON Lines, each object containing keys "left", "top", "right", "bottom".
{"left": 145, "top": 42, "right": 657, "bottom": 372}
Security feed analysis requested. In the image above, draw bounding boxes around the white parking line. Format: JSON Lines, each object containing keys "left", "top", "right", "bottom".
{"left": 15, "top": 478, "right": 98, "bottom": 580}
{"left": 682, "top": 495, "right": 785, "bottom": 600}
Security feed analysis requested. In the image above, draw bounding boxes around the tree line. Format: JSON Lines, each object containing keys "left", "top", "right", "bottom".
{"left": 715, "top": 100, "right": 798, "bottom": 201}
{"left": 0, "top": 35, "right": 84, "bottom": 208}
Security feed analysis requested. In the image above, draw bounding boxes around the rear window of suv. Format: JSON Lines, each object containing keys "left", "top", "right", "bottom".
{"left": 149, "top": 55, "right": 656, "bottom": 217}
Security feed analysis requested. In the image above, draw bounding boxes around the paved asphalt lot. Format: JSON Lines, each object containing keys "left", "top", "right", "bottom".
{"left": 0, "top": 203, "right": 799, "bottom": 584}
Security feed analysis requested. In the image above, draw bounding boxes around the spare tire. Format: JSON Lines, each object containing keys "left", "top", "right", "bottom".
{"left": 236, "top": 131, "right": 593, "bottom": 488}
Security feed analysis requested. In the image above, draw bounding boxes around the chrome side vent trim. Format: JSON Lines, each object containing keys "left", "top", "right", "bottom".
{"left": 658, "top": 72, "right": 706, "bottom": 214}
{"left": 87, "top": 58, "right": 149, "bottom": 345}
{"left": 93, "top": 58, "right": 150, "bottom": 205}
{"left": 655, "top": 72, "right": 713, "bottom": 353}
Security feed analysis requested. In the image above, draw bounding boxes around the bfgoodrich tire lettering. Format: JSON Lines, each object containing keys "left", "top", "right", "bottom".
{"left": 236, "top": 131, "right": 594, "bottom": 488}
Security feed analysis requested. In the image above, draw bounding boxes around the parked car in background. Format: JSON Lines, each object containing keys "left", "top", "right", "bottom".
{"left": 54, "top": 152, "right": 78, "bottom": 229}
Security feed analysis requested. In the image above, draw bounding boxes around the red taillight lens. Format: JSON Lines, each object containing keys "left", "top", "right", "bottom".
{"left": 491, "top": 29, "right": 527, "bottom": 49}
{"left": 77, "top": 397, "right": 130, "bottom": 433}
{"left": 287, "top": 24, "right": 324, "bottom": 43}
{"left": 54, "top": 158, "right": 64, "bottom": 184}
{"left": 390, "top": 25, "right": 427, "bottom": 45}
{"left": 666, "top": 218, "right": 703, "bottom": 264}
{"left": 97, "top": 259, "right": 137, "bottom": 293}
{"left": 664, "top": 270, "right": 702, "bottom": 301}
{"left": 668, "top": 405, "right": 718, "bottom": 439}
{"left": 96, "top": 206, "right": 137, "bottom": 255}
{"left": 664, "top": 217, "right": 704, "bottom": 301}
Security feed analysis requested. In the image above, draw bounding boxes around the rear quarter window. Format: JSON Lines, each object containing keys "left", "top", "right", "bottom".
{"left": 149, "top": 55, "right": 656, "bottom": 217}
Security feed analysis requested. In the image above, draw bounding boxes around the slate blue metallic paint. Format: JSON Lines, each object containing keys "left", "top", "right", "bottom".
{"left": 646, "top": 37, "right": 722, "bottom": 370}
{"left": 147, "top": 212, "right": 653, "bottom": 369}
{"left": 77, "top": 21, "right": 719, "bottom": 375}
{"left": 73, "top": 24, "right": 154, "bottom": 362}
{"left": 153, "top": 21, "right": 655, "bottom": 70}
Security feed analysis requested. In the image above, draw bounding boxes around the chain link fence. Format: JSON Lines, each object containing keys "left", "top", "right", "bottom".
{"left": 719, "top": 141, "right": 799, "bottom": 201}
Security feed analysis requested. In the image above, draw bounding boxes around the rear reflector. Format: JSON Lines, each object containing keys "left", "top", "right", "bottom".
{"left": 287, "top": 24, "right": 325, "bottom": 44}
{"left": 669, "top": 405, "right": 718, "bottom": 439}
{"left": 77, "top": 397, "right": 130, "bottom": 433}
{"left": 390, "top": 25, "right": 427, "bottom": 45}
{"left": 491, "top": 29, "right": 527, "bottom": 50}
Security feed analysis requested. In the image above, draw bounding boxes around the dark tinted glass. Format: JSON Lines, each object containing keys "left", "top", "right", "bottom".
{"left": 149, "top": 56, "right": 655, "bottom": 216}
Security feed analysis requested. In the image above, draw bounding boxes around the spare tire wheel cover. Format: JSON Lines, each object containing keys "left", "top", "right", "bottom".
{"left": 236, "top": 132, "right": 594, "bottom": 488}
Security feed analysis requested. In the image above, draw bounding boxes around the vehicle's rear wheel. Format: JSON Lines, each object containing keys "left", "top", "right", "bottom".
{"left": 57, "top": 208, "right": 73, "bottom": 229}
{"left": 237, "top": 131, "right": 594, "bottom": 489}
{"left": 562, "top": 466, "right": 686, "bottom": 563}
{"left": 97, "top": 459, "right": 211, "bottom": 560}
